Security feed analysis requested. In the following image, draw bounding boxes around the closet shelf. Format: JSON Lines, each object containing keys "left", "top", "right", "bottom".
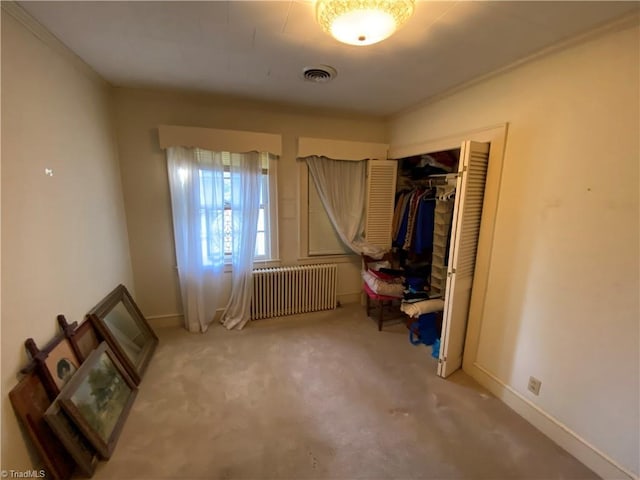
{"left": 402, "top": 173, "right": 458, "bottom": 189}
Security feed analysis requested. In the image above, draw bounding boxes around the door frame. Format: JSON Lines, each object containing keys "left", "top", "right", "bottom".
{"left": 389, "top": 123, "right": 508, "bottom": 375}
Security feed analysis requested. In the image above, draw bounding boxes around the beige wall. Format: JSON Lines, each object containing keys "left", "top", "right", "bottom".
{"left": 111, "top": 88, "right": 387, "bottom": 323}
{"left": 1, "top": 11, "right": 134, "bottom": 471}
{"left": 389, "top": 22, "right": 639, "bottom": 477}
{"left": 4, "top": 3, "right": 637, "bottom": 477}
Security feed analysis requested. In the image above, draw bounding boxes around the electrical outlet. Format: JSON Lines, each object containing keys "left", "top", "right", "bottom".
{"left": 528, "top": 376, "right": 542, "bottom": 395}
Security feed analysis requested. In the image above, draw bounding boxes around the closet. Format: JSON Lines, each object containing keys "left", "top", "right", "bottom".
{"left": 366, "top": 140, "right": 490, "bottom": 378}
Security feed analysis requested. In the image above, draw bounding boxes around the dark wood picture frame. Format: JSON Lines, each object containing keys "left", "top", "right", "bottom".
{"left": 58, "top": 314, "right": 101, "bottom": 363}
{"left": 9, "top": 372, "right": 76, "bottom": 480}
{"left": 58, "top": 342, "right": 138, "bottom": 459}
{"left": 22, "top": 332, "right": 83, "bottom": 401}
{"left": 44, "top": 402, "right": 99, "bottom": 477}
{"left": 87, "top": 284, "right": 158, "bottom": 385}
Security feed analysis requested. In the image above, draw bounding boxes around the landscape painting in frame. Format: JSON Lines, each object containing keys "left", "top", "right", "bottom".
{"left": 59, "top": 342, "right": 137, "bottom": 459}
{"left": 44, "top": 402, "right": 98, "bottom": 477}
{"left": 87, "top": 284, "right": 158, "bottom": 384}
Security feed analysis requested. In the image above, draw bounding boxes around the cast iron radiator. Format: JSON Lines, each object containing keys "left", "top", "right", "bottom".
{"left": 250, "top": 264, "right": 338, "bottom": 320}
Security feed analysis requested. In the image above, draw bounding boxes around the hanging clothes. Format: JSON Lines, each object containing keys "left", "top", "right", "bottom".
{"left": 392, "top": 190, "right": 411, "bottom": 244}
{"left": 392, "top": 188, "right": 436, "bottom": 253}
{"left": 414, "top": 196, "right": 436, "bottom": 254}
{"left": 393, "top": 190, "right": 412, "bottom": 248}
{"left": 403, "top": 189, "right": 424, "bottom": 250}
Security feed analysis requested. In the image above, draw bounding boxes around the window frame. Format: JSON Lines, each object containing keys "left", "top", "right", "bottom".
{"left": 298, "top": 161, "right": 354, "bottom": 260}
{"left": 296, "top": 138, "right": 389, "bottom": 261}
{"left": 198, "top": 151, "right": 278, "bottom": 267}
{"left": 307, "top": 167, "right": 351, "bottom": 256}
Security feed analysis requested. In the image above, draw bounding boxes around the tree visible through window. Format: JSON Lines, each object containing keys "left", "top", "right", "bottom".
{"left": 197, "top": 151, "right": 275, "bottom": 266}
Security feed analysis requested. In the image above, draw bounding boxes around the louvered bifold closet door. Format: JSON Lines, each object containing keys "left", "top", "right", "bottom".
{"left": 438, "top": 141, "right": 490, "bottom": 378}
{"left": 364, "top": 160, "right": 397, "bottom": 249}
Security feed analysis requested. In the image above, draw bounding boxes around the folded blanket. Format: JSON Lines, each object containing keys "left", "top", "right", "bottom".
{"left": 368, "top": 268, "right": 403, "bottom": 283}
{"left": 362, "top": 269, "right": 404, "bottom": 298}
{"left": 401, "top": 299, "right": 445, "bottom": 318}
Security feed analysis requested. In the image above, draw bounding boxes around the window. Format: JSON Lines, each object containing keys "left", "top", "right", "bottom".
{"left": 197, "top": 150, "right": 277, "bottom": 266}
{"left": 297, "top": 137, "right": 389, "bottom": 258}
{"left": 308, "top": 171, "right": 350, "bottom": 255}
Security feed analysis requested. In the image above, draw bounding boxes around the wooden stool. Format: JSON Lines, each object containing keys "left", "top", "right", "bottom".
{"left": 363, "top": 283, "right": 402, "bottom": 331}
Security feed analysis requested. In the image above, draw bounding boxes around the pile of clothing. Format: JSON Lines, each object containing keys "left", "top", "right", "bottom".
{"left": 400, "top": 272, "right": 444, "bottom": 317}
{"left": 361, "top": 266, "right": 404, "bottom": 298}
{"left": 361, "top": 259, "right": 404, "bottom": 298}
{"left": 362, "top": 258, "right": 447, "bottom": 319}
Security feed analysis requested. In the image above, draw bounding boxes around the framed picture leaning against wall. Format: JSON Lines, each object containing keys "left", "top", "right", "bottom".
{"left": 57, "top": 342, "right": 138, "bottom": 459}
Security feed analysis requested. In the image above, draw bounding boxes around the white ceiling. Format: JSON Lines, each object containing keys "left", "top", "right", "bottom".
{"left": 18, "top": 1, "right": 639, "bottom": 116}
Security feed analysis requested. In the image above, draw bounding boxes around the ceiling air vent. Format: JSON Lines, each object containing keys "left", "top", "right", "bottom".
{"left": 302, "top": 65, "right": 337, "bottom": 83}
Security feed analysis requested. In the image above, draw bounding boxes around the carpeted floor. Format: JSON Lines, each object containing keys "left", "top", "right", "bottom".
{"left": 92, "top": 303, "right": 598, "bottom": 479}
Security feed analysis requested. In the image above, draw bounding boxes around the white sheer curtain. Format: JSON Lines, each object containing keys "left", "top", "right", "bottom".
{"left": 305, "top": 155, "right": 385, "bottom": 258}
{"left": 167, "top": 146, "right": 225, "bottom": 333}
{"left": 220, "top": 151, "right": 261, "bottom": 330}
{"left": 167, "top": 147, "right": 262, "bottom": 332}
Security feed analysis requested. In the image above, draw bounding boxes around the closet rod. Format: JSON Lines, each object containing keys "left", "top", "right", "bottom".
{"left": 405, "top": 173, "right": 458, "bottom": 188}
{"left": 429, "top": 173, "right": 459, "bottom": 179}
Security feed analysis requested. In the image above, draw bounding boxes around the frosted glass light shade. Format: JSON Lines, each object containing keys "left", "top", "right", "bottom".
{"left": 316, "top": 0, "right": 415, "bottom": 46}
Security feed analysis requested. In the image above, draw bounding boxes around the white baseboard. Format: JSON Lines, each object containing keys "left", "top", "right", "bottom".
{"left": 337, "top": 292, "right": 361, "bottom": 305}
{"left": 146, "top": 295, "right": 361, "bottom": 329}
{"left": 147, "top": 313, "right": 183, "bottom": 328}
{"left": 468, "top": 362, "right": 637, "bottom": 480}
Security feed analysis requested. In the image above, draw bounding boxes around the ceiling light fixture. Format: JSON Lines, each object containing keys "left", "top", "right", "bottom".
{"left": 315, "top": 0, "right": 415, "bottom": 46}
